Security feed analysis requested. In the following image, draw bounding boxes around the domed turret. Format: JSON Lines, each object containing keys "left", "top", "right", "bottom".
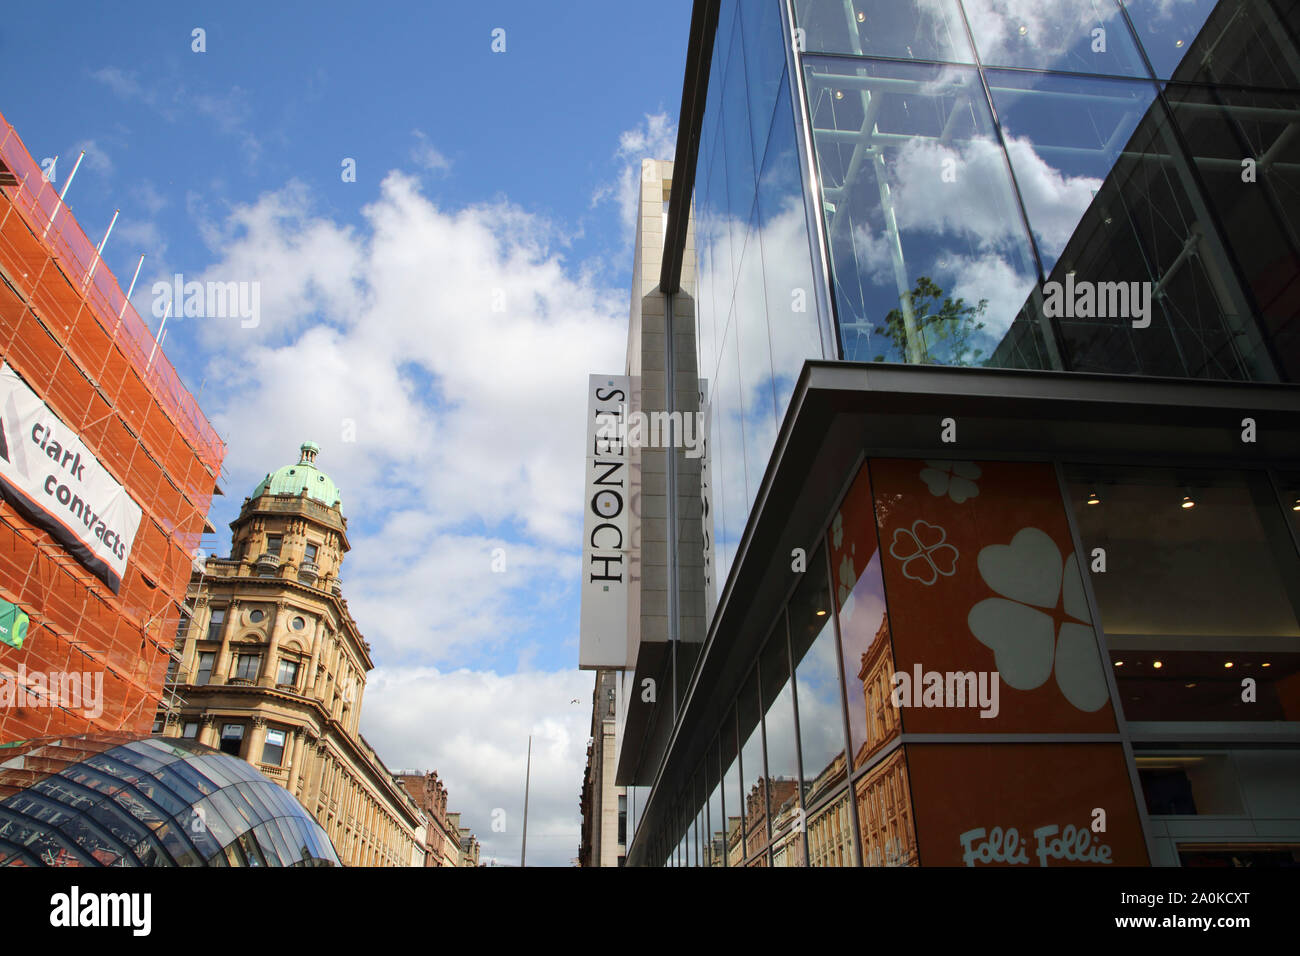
{"left": 250, "top": 441, "right": 343, "bottom": 515}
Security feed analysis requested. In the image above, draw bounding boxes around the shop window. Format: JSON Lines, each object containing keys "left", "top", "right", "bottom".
{"left": 220, "top": 724, "right": 244, "bottom": 757}
{"left": 1067, "top": 466, "right": 1300, "bottom": 724}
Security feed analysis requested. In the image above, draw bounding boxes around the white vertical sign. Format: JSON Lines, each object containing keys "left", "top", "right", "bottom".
{"left": 579, "top": 375, "right": 631, "bottom": 669}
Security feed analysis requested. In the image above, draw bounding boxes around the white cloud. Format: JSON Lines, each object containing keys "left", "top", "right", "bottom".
{"left": 591, "top": 111, "right": 677, "bottom": 239}
{"left": 359, "top": 666, "right": 593, "bottom": 867}
{"left": 197, "top": 170, "right": 625, "bottom": 650}
{"left": 72, "top": 138, "right": 113, "bottom": 177}
{"left": 91, "top": 66, "right": 262, "bottom": 164}
{"left": 410, "top": 130, "right": 452, "bottom": 174}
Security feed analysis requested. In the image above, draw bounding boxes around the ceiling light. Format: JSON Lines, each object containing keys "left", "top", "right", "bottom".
{"left": 815, "top": 609, "right": 827, "bottom": 617}
{"left": 1114, "top": 660, "right": 1124, "bottom": 666}
{"left": 1180, "top": 494, "right": 1195, "bottom": 509}
{"left": 857, "top": 11, "right": 865, "bottom": 22}
{"left": 835, "top": 89, "right": 844, "bottom": 100}
{"left": 1291, "top": 498, "right": 1299, "bottom": 511}
{"left": 1019, "top": 25, "right": 1028, "bottom": 35}
{"left": 1263, "top": 662, "right": 1272, "bottom": 667}
{"left": 1175, "top": 39, "right": 1184, "bottom": 48}
{"left": 1152, "top": 660, "right": 1163, "bottom": 669}
{"left": 1224, "top": 661, "right": 1234, "bottom": 668}
{"left": 1086, "top": 491, "right": 1100, "bottom": 505}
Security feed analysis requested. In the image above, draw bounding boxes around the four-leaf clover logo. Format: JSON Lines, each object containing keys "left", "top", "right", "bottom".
{"left": 920, "top": 460, "right": 981, "bottom": 502}
{"left": 966, "top": 527, "right": 1108, "bottom": 712}
{"left": 889, "top": 519, "right": 958, "bottom": 586}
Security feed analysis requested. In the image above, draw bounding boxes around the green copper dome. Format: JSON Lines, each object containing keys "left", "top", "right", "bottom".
{"left": 251, "top": 441, "right": 343, "bottom": 515}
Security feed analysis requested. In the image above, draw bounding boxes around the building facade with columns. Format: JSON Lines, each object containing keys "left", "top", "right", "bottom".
{"left": 158, "top": 441, "right": 426, "bottom": 867}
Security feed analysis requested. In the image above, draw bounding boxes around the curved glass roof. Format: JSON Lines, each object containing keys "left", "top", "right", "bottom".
{"left": 0, "top": 734, "right": 339, "bottom": 867}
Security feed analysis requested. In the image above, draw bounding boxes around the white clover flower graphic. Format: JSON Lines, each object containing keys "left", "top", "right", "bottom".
{"left": 889, "top": 519, "right": 958, "bottom": 586}
{"left": 967, "top": 527, "right": 1108, "bottom": 712}
{"left": 920, "top": 460, "right": 981, "bottom": 503}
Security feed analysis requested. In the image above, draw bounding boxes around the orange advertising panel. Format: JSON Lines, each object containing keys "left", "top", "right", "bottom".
{"left": 871, "top": 459, "right": 1117, "bottom": 734}
{"left": 907, "top": 743, "right": 1149, "bottom": 867}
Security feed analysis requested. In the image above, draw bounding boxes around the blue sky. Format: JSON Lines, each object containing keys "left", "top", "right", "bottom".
{"left": 0, "top": 0, "right": 690, "bottom": 865}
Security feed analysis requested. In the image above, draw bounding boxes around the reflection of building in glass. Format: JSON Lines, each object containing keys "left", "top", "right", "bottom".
{"left": 854, "top": 749, "right": 917, "bottom": 868}
{"left": 0, "top": 734, "right": 339, "bottom": 866}
{"left": 857, "top": 619, "right": 898, "bottom": 769}
{"left": 592, "top": 0, "right": 1300, "bottom": 868}
{"left": 806, "top": 753, "right": 852, "bottom": 868}
{"left": 157, "top": 443, "right": 435, "bottom": 867}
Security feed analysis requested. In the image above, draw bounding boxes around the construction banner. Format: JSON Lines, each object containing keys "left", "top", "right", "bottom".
{"left": 0, "top": 596, "right": 27, "bottom": 649}
{"left": 0, "top": 363, "right": 142, "bottom": 593}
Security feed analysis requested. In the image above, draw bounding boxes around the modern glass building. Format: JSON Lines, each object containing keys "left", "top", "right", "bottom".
{"left": 0, "top": 734, "right": 340, "bottom": 866}
{"left": 604, "top": 0, "right": 1300, "bottom": 867}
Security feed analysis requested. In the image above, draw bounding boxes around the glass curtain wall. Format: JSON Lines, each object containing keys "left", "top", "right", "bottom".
{"left": 792, "top": 0, "right": 1299, "bottom": 380}
{"left": 695, "top": 0, "right": 827, "bottom": 590}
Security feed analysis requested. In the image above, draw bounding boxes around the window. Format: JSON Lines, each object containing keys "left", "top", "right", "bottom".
{"left": 263, "top": 728, "right": 287, "bottom": 766}
{"left": 220, "top": 724, "right": 245, "bottom": 756}
{"left": 234, "top": 654, "right": 261, "bottom": 682}
{"left": 276, "top": 658, "right": 300, "bottom": 688}
{"left": 192, "top": 652, "right": 216, "bottom": 686}
{"left": 182, "top": 721, "right": 198, "bottom": 739}
{"left": 618, "top": 795, "right": 627, "bottom": 845}
{"left": 304, "top": 543, "right": 319, "bottom": 564}
{"left": 266, "top": 535, "right": 282, "bottom": 556}
{"left": 1066, "top": 466, "right": 1300, "bottom": 724}
{"left": 291, "top": 616, "right": 307, "bottom": 631}
{"left": 249, "top": 608, "right": 265, "bottom": 623}
{"left": 207, "top": 608, "right": 225, "bottom": 641}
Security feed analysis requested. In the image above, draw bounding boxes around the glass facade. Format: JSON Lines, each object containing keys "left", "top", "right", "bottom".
{"left": 694, "top": 0, "right": 1300, "bottom": 588}
{"left": 695, "top": 0, "right": 829, "bottom": 587}
{"left": 790, "top": 0, "right": 1300, "bottom": 381}
{"left": 0, "top": 734, "right": 339, "bottom": 867}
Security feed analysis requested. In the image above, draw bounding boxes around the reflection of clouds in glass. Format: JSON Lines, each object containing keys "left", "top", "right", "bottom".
{"left": 765, "top": 685, "right": 799, "bottom": 776}
{"left": 839, "top": 550, "right": 887, "bottom": 753}
{"left": 962, "top": 0, "right": 1125, "bottom": 66}
{"left": 848, "top": 222, "right": 897, "bottom": 288}
{"left": 1001, "top": 135, "right": 1102, "bottom": 262}
{"left": 796, "top": 624, "right": 846, "bottom": 781}
{"left": 760, "top": 197, "right": 825, "bottom": 389}
{"left": 939, "top": 252, "right": 1035, "bottom": 341}
{"left": 890, "top": 135, "right": 1024, "bottom": 247}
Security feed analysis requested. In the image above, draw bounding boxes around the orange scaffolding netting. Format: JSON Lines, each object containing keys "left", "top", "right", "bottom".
{"left": 0, "top": 108, "right": 223, "bottom": 473}
{"left": 0, "top": 108, "right": 227, "bottom": 742}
